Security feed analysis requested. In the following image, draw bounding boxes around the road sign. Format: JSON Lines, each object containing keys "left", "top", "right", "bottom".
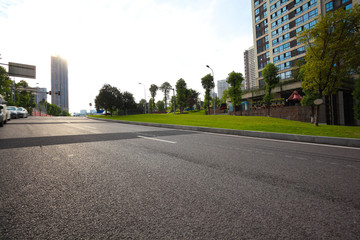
{"left": 8, "top": 62, "right": 36, "bottom": 79}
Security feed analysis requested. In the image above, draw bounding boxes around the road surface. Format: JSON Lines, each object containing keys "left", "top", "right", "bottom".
{"left": 1, "top": 117, "right": 359, "bottom": 239}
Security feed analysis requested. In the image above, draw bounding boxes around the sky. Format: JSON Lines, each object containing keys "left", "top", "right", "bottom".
{"left": 0, "top": 0, "right": 253, "bottom": 113}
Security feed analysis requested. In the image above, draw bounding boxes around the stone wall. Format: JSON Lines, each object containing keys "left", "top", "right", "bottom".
{"left": 226, "top": 105, "right": 313, "bottom": 123}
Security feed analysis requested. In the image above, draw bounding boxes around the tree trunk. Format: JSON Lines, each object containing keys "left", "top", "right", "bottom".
{"left": 314, "top": 104, "right": 320, "bottom": 126}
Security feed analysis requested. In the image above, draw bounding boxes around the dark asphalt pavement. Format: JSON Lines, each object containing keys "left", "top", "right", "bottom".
{"left": 0, "top": 117, "right": 359, "bottom": 239}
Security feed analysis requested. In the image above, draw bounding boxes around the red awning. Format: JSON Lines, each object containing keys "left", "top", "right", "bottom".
{"left": 287, "top": 91, "right": 302, "bottom": 101}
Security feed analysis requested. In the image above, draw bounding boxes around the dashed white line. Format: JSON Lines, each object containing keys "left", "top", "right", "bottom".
{"left": 138, "top": 136, "right": 176, "bottom": 144}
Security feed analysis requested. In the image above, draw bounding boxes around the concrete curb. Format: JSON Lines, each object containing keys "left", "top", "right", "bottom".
{"left": 87, "top": 117, "right": 360, "bottom": 148}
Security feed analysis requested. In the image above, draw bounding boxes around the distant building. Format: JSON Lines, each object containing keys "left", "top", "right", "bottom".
{"left": 244, "top": 46, "right": 256, "bottom": 90}
{"left": 80, "top": 109, "right": 87, "bottom": 115}
{"left": 217, "top": 80, "right": 230, "bottom": 99}
{"left": 35, "top": 87, "right": 47, "bottom": 104}
{"left": 51, "top": 56, "right": 69, "bottom": 112}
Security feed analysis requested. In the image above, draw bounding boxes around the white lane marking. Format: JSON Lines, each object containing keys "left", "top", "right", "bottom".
{"left": 138, "top": 136, "right": 176, "bottom": 144}
{"left": 68, "top": 154, "right": 74, "bottom": 157}
{"left": 183, "top": 130, "right": 360, "bottom": 151}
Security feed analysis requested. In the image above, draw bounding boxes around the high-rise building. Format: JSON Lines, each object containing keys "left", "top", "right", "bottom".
{"left": 251, "top": 0, "right": 357, "bottom": 87}
{"left": 35, "top": 87, "right": 47, "bottom": 104}
{"left": 244, "top": 46, "right": 256, "bottom": 90}
{"left": 217, "top": 80, "right": 230, "bottom": 99}
{"left": 51, "top": 56, "right": 69, "bottom": 112}
{"left": 246, "top": 0, "right": 359, "bottom": 125}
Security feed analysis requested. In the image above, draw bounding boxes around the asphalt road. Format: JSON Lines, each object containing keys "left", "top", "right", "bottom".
{"left": 0, "top": 117, "right": 359, "bottom": 239}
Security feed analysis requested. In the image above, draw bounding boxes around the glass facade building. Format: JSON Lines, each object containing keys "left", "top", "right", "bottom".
{"left": 51, "top": 56, "right": 69, "bottom": 112}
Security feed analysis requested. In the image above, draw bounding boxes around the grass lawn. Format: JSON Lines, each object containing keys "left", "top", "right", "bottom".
{"left": 90, "top": 111, "right": 360, "bottom": 139}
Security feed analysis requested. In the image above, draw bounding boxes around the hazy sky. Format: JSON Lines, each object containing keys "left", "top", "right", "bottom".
{"left": 0, "top": 0, "right": 253, "bottom": 113}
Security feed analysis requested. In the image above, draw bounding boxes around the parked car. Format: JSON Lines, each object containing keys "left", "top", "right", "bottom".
{"left": 17, "top": 107, "right": 28, "bottom": 118}
{"left": 0, "top": 105, "right": 5, "bottom": 127}
{"left": 7, "top": 106, "right": 19, "bottom": 119}
{"left": 0, "top": 95, "right": 8, "bottom": 127}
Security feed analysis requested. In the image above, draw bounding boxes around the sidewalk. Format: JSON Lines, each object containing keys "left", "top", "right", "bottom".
{"left": 88, "top": 117, "right": 360, "bottom": 148}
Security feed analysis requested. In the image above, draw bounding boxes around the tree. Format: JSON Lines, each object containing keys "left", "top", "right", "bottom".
{"left": 0, "top": 66, "right": 12, "bottom": 101}
{"left": 122, "top": 91, "right": 136, "bottom": 115}
{"left": 226, "top": 71, "right": 244, "bottom": 114}
{"left": 221, "top": 89, "right": 229, "bottom": 103}
{"left": 175, "top": 78, "right": 187, "bottom": 113}
{"left": 297, "top": 5, "right": 360, "bottom": 126}
{"left": 186, "top": 88, "right": 199, "bottom": 110}
{"left": 159, "top": 82, "right": 172, "bottom": 112}
{"left": 95, "top": 84, "right": 122, "bottom": 116}
{"left": 137, "top": 99, "right": 146, "bottom": 114}
{"left": 262, "top": 63, "right": 280, "bottom": 117}
{"left": 149, "top": 84, "right": 158, "bottom": 113}
{"left": 353, "top": 78, "right": 360, "bottom": 121}
{"left": 156, "top": 100, "right": 165, "bottom": 112}
{"left": 294, "top": 59, "right": 316, "bottom": 123}
{"left": 169, "top": 95, "right": 176, "bottom": 113}
{"left": 201, "top": 73, "right": 214, "bottom": 115}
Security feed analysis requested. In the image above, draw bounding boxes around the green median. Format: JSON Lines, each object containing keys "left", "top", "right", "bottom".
{"left": 89, "top": 111, "right": 360, "bottom": 139}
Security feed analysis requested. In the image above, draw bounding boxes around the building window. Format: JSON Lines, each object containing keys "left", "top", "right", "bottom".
{"left": 345, "top": 3, "right": 352, "bottom": 10}
{"left": 255, "top": 8, "right": 260, "bottom": 15}
{"left": 342, "top": 0, "right": 350, "bottom": 3}
{"left": 325, "top": 2, "right": 333, "bottom": 12}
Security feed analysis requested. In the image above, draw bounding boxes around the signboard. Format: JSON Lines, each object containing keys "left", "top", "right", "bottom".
{"left": 8, "top": 62, "right": 36, "bottom": 79}
{"left": 314, "top": 99, "right": 323, "bottom": 105}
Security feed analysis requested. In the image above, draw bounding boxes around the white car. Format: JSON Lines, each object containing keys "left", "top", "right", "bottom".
{"left": 0, "top": 95, "right": 8, "bottom": 127}
{"left": 17, "top": 107, "right": 28, "bottom": 118}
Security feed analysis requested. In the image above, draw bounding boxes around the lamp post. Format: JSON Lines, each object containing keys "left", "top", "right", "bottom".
{"left": 138, "top": 82, "right": 147, "bottom": 114}
{"left": 172, "top": 88, "right": 175, "bottom": 115}
{"left": 206, "top": 65, "right": 216, "bottom": 115}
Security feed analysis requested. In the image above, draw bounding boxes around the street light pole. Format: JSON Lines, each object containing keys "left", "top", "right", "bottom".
{"left": 206, "top": 65, "right": 216, "bottom": 115}
{"left": 172, "top": 88, "right": 175, "bottom": 115}
{"left": 139, "top": 82, "right": 147, "bottom": 114}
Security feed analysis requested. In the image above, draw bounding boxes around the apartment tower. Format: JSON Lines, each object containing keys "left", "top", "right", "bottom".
{"left": 51, "top": 56, "right": 69, "bottom": 112}
{"left": 252, "top": 0, "right": 357, "bottom": 87}
{"left": 244, "top": 46, "right": 256, "bottom": 91}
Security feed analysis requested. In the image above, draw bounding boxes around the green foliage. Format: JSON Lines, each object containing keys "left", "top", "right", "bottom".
{"left": 40, "top": 102, "right": 69, "bottom": 116}
{"left": 0, "top": 76, "right": 36, "bottom": 113}
{"left": 221, "top": 89, "right": 229, "bottom": 103}
{"left": 0, "top": 66, "right": 12, "bottom": 100}
{"left": 95, "top": 84, "right": 122, "bottom": 116}
{"left": 353, "top": 78, "right": 360, "bottom": 120}
{"left": 292, "top": 59, "right": 306, "bottom": 83}
{"left": 185, "top": 88, "right": 199, "bottom": 110}
{"left": 298, "top": 5, "right": 360, "bottom": 125}
{"left": 169, "top": 95, "right": 176, "bottom": 112}
{"left": 122, "top": 91, "right": 137, "bottom": 115}
{"left": 149, "top": 84, "right": 158, "bottom": 113}
{"left": 226, "top": 71, "right": 244, "bottom": 111}
{"left": 175, "top": 78, "right": 187, "bottom": 113}
{"left": 159, "top": 82, "right": 172, "bottom": 111}
{"left": 156, "top": 100, "right": 165, "bottom": 112}
{"left": 262, "top": 63, "right": 280, "bottom": 116}
{"left": 201, "top": 73, "right": 214, "bottom": 114}
{"left": 137, "top": 99, "right": 146, "bottom": 113}
{"left": 262, "top": 63, "right": 280, "bottom": 89}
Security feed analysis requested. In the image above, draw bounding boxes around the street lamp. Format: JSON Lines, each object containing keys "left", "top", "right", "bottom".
{"left": 172, "top": 88, "right": 175, "bottom": 115}
{"left": 138, "top": 82, "right": 147, "bottom": 114}
{"left": 206, "top": 65, "right": 216, "bottom": 115}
